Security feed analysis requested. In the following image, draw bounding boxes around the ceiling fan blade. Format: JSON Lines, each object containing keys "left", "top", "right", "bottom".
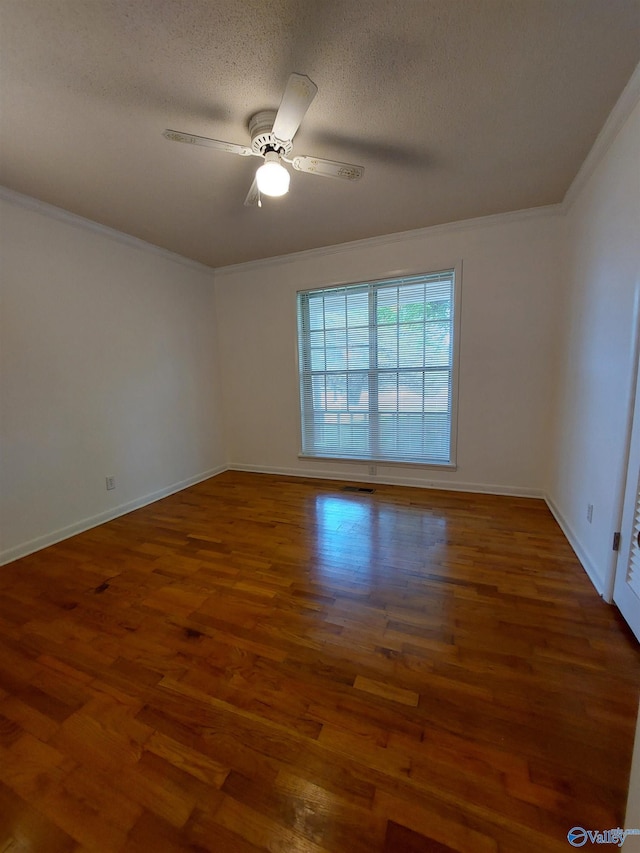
{"left": 244, "top": 177, "right": 261, "bottom": 207}
{"left": 271, "top": 74, "right": 318, "bottom": 143}
{"left": 163, "top": 129, "right": 253, "bottom": 157}
{"left": 291, "top": 155, "right": 364, "bottom": 181}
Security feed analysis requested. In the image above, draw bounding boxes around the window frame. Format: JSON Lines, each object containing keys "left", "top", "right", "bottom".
{"left": 296, "top": 264, "right": 461, "bottom": 469}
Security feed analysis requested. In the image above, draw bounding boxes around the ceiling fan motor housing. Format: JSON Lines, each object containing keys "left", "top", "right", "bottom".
{"left": 249, "top": 110, "right": 293, "bottom": 157}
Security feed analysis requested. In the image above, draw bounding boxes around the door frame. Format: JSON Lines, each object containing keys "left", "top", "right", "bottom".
{"left": 608, "top": 283, "right": 640, "bottom": 604}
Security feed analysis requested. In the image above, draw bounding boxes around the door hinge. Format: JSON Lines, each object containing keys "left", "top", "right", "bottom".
{"left": 613, "top": 532, "right": 621, "bottom": 551}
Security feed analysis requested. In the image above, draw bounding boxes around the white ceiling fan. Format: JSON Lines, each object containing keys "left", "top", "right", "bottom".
{"left": 163, "top": 73, "right": 364, "bottom": 207}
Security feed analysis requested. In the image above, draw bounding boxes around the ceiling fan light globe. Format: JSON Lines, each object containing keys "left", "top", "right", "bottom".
{"left": 256, "top": 157, "right": 290, "bottom": 197}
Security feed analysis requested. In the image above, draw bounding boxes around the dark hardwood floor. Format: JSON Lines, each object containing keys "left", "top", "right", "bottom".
{"left": 0, "top": 471, "right": 638, "bottom": 852}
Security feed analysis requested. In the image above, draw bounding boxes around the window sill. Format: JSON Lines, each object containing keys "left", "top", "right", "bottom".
{"left": 298, "top": 453, "right": 457, "bottom": 471}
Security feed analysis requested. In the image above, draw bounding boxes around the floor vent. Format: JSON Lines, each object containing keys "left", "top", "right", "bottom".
{"left": 341, "top": 486, "right": 375, "bottom": 493}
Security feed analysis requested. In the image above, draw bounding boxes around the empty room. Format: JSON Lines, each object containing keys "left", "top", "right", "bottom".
{"left": 1, "top": 1, "right": 640, "bottom": 851}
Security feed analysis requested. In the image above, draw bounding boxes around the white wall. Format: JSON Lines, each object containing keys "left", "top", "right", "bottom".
{"left": 214, "top": 209, "right": 562, "bottom": 495}
{"left": 0, "top": 193, "right": 225, "bottom": 563}
{"left": 548, "top": 91, "right": 640, "bottom": 596}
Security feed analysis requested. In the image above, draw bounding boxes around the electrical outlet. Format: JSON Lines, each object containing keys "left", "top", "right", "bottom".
{"left": 368, "top": 464, "right": 377, "bottom": 476}
{"left": 586, "top": 503, "right": 593, "bottom": 523}
{"left": 106, "top": 476, "right": 116, "bottom": 491}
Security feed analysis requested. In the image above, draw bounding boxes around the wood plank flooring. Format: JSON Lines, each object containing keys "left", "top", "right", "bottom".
{"left": 0, "top": 470, "right": 638, "bottom": 852}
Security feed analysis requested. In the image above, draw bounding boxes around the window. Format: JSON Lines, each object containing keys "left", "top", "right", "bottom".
{"left": 297, "top": 268, "right": 459, "bottom": 466}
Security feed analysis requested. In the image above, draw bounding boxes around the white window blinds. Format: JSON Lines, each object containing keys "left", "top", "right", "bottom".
{"left": 297, "top": 269, "right": 458, "bottom": 465}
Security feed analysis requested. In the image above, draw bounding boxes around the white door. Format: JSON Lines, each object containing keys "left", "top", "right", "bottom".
{"left": 614, "top": 359, "right": 640, "bottom": 642}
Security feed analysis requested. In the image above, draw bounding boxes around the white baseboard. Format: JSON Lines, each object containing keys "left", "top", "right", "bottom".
{"left": 0, "top": 465, "right": 227, "bottom": 566}
{"left": 6, "top": 464, "right": 578, "bottom": 576}
{"left": 544, "top": 494, "right": 605, "bottom": 597}
{"left": 228, "top": 462, "right": 545, "bottom": 498}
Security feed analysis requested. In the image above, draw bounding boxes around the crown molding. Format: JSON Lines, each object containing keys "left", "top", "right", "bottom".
{"left": 214, "top": 203, "right": 562, "bottom": 277}
{"left": 562, "top": 61, "right": 640, "bottom": 213}
{"left": 0, "top": 186, "right": 216, "bottom": 276}
{"left": 0, "top": 186, "right": 563, "bottom": 280}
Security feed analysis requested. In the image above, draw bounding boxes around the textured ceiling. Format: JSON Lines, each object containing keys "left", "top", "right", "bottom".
{"left": 1, "top": 0, "right": 639, "bottom": 268}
